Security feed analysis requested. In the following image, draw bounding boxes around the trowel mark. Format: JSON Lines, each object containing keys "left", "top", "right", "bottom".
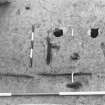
{"left": 0, "top": 1, "right": 10, "bottom": 7}
{"left": 46, "top": 36, "right": 52, "bottom": 65}
{"left": 0, "top": 72, "right": 34, "bottom": 79}
{"left": 46, "top": 36, "right": 60, "bottom": 65}
{"left": 100, "top": 42, "right": 105, "bottom": 57}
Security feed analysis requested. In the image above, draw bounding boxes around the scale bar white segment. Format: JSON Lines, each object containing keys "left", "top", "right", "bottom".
{"left": 30, "top": 49, "right": 33, "bottom": 58}
{"left": 31, "top": 32, "right": 34, "bottom": 41}
{"left": 72, "top": 72, "right": 74, "bottom": 83}
{"left": 59, "top": 91, "right": 105, "bottom": 96}
{"left": 0, "top": 93, "right": 12, "bottom": 96}
{"left": 71, "top": 28, "right": 74, "bottom": 36}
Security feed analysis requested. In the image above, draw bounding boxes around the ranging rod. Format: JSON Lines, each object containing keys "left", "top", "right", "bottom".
{"left": 1, "top": 91, "right": 105, "bottom": 96}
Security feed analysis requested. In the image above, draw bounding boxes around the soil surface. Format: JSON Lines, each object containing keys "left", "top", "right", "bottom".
{"left": 0, "top": 0, "right": 105, "bottom": 104}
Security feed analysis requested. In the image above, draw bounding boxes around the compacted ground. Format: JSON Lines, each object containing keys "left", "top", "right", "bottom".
{"left": 1, "top": 0, "right": 105, "bottom": 104}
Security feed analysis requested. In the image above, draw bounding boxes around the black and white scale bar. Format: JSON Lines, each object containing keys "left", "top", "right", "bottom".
{"left": 1, "top": 92, "right": 105, "bottom": 96}
{"left": 29, "top": 25, "right": 35, "bottom": 67}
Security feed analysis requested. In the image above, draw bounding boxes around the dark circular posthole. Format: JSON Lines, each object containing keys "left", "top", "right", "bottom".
{"left": 90, "top": 28, "right": 99, "bottom": 38}
{"left": 25, "top": 6, "right": 30, "bottom": 10}
{"left": 53, "top": 28, "right": 63, "bottom": 37}
{"left": 66, "top": 81, "right": 82, "bottom": 89}
{"left": 70, "top": 52, "right": 80, "bottom": 61}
